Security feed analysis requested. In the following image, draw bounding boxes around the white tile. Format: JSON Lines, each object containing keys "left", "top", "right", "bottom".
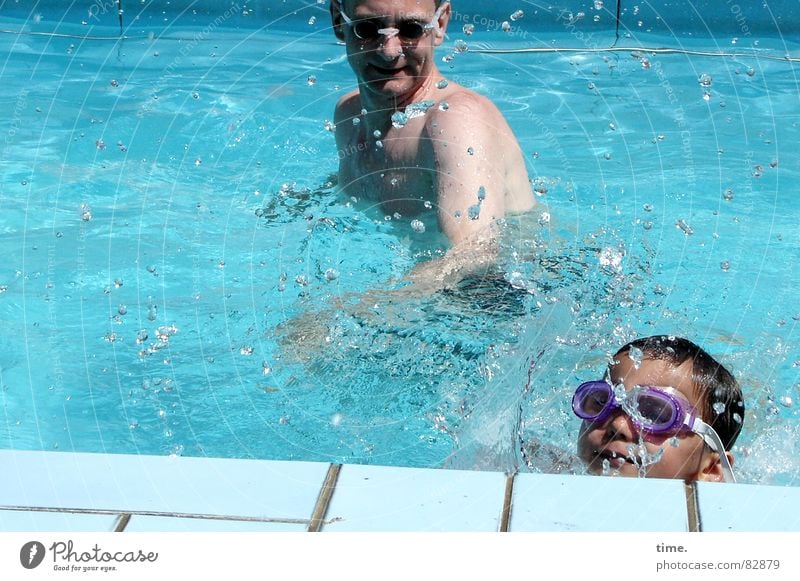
{"left": 123, "top": 515, "right": 307, "bottom": 532}
{"left": 696, "top": 481, "right": 800, "bottom": 531}
{"left": 322, "top": 464, "right": 506, "bottom": 531}
{"left": 0, "top": 450, "right": 329, "bottom": 520}
{"left": 510, "top": 473, "right": 688, "bottom": 531}
{"left": 0, "top": 509, "right": 118, "bottom": 532}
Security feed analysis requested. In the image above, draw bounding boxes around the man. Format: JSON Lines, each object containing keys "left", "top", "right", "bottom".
{"left": 329, "top": 0, "right": 535, "bottom": 289}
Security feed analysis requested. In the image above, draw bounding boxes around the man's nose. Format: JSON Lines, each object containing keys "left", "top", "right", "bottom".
{"left": 375, "top": 34, "right": 404, "bottom": 60}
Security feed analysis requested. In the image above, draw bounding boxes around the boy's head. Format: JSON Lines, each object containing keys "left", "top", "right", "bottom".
{"left": 575, "top": 335, "right": 745, "bottom": 483}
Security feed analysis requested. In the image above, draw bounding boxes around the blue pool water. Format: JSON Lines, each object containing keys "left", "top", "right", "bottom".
{"left": 1, "top": 2, "right": 799, "bottom": 486}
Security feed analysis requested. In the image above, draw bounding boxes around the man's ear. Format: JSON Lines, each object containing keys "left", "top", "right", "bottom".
{"left": 695, "top": 451, "right": 734, "bottom": 483}
{"left": 330, "top": 0, "right": 345, "bottom": 41}
{"left": 432, "top": 2, "right": 451, "bottom": 46}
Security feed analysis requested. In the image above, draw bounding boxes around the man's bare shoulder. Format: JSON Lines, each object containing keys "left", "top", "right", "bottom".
{"left": 334, "top": 90, "right": 362, "bottom": 124}
{"left": 426, "top": 84, "right": 509, "bottom": 138}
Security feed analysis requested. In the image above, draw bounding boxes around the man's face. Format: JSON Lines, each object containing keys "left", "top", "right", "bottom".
{"left": 577, "top": 354, "right": 714, "bottom": 481}
{"left": 333, "top": 0, "right": 448, "bottom": 102}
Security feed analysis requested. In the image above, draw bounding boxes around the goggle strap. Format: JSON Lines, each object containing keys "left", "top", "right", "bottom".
{"left": 693, "top": 419, "right": 736, "bottom": 484}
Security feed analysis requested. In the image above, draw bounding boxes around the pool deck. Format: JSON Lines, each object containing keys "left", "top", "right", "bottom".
{"left": 1, "top": 450, "right": 798, "bottom": 532}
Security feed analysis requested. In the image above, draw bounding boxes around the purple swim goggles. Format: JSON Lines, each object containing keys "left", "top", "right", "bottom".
{"left": 572, "top": 380, "right": 735, "bottom": 483}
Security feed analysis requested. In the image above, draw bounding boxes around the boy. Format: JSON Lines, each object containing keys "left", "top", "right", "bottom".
{"left": 574, "top": 336, "right": 744, "bottom": 483}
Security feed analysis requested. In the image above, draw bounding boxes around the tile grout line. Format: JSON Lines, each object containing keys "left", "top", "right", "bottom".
{"left": 113, "top": 513, "right": 131, "bottom": 532}
{"left": 684, "top": 482, "right": 701, "bottom": 532}
{"left": 0, "top": 505, "right": 309, "bottom": 525}
{"left": 307, "top": 463, "right": 341, "bottom": 532}
{"left": 499, "top": 473, "right": 515, "bottom": 532}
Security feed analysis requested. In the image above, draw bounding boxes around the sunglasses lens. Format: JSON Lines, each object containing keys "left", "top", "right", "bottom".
{"left": 632, "top": 391, "right": 679, "bottom": 431}
{"left": 398, "top": 21, "right": 426, "bottom": 39}
{"left": 353, "top": 21, "right": 380, "bottom": 40}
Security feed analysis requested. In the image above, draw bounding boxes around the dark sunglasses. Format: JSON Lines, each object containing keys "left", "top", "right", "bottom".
{"left": 339, "top": 4, "right": 445, "bottom": 42}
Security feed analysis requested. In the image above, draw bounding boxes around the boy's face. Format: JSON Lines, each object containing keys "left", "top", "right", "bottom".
{"left": 577, "top": 353, "right": 726, "bottom": 481}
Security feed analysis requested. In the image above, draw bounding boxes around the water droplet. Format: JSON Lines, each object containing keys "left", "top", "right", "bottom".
{"left": 410, "top": 219, "right": 426, "bottom": 233}
{"left": 136, "top": 330, "right": 148, "bottom": 344}
{"left": 308, "top": 15, "right": 316, "bottom": 25}
{"left": 80, "top": 203, "right": 92, "bottom": 221}
{"left": 423, "top": 200, "right": 432, "bottom": 209}
{"left": 438, "top": 101, "right": 449, "bottom": 111}
{"left": 391, "top": 111, "right": 409, "bottom": 128}
{"left": 599, "top": 247, "right": 624, "bottom": 272}
{"left": 240, "top": 345, "right": 254, "bottom": 355}
{"left": 501, "top": 21, "right": 511, "bottom": 32}
{"left": 373, "top": 129, "right": 382, "bottom": 139}
{"left": 129, "top": 420, "right": 139, "bottom": 430}
{"left": 467, "top": 146, "right": 474, "bottom": 155}
{"left": 587, "top": 81, "right": 596, "bottom": 90}
{"left": 146, "top": 264, "right": 157, "bottom": 274}
{"left": 510, "top": 10, "right": 524, "bottom": 21}
{"left": 324, "top": 268, "right": 339, "bottom": 281}
{"left": 608, "top": 122, "right": 616, "bottom": 131}
{"left": 295, "top": 274, "right": 309, "bottom": 286}
{"left": 538, "top": 212, "right": 551, "bottom": 226}
{"left": 675, "top": 219, "right": 694, "bottom": 236}
{"left": 723, "top": 188, "right": 734, "bottom": 201}
{"left": 351, "top": 117, "right": 360, "bottom": 126}
{"left": 720, "top": 260, "right": 730, "bottom": 272}
{"left": 467, "top": 203, "right": 481, "bottom": 220}
{"left": 462, "top": 23, "right": 474, "bottom": 35}
{"left": 118, "top": 304, "right": 127, "bottom": 316}
{"left": 323, "top": 120, "right": 335, "bottom": 132}
{"left": 194, "top": 158, "right": 202, "bottom": 166}
{"left": 307, "top": 74, "right": 316, "bottom": 86}
{"left": 779, "top": 395, "right": 793, "bottom": 408}
{"left": 330, "top": 413, "right": 343, "bottom": 427}
{"left": 192, "top": 91, "right": 200, "bottom": 100}
{"left": 628, "top": 346, "right": 644, "bottom": 369}
{"left": 712, "top": 402, "right": 726, "bottom": 414}
{"left": 95, "top": 139, "right": 106, "bottom": 150}
{"left": 436, "top": 79, "right": 448, "bottom": 89}
{"left": 643, "top": 203, "right": 653, "bottom": 212}
{"left": 603, "top": 152, "right": 611, "bottom": 160}
{"left": 262, "top": 361, "right": 272, "bottom": 375}
{"left": 746, "top": 67, "right": 755, "bottom": 77}
{"left": 698, "top": 73, "right": 713, "bottom": 86}
{"left": 110, "top": 79, "right": 119, "bottom": 87}
{"left": 454, "top": 39, "right": 468, "bottom": 53}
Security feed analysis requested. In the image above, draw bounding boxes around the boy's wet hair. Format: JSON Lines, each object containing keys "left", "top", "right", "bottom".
{"left": 614, "top": 335, "right": 745, "bottom": 450}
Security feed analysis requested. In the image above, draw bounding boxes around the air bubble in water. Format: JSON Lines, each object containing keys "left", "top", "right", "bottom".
{"left": 330, "top": 413, "right": 343, "bottom": 427}
{"left": 501, "top": 21, "right": 511, "bottom": 32}
{"left": 118, "top": 305, "right": 127, "bottom": 316}
{"left": 723, "top": 188, "right": 734, "bottom": 201}
{"left": 240, "top": 346, "right": 254, "bottom": 355}
{"left": 308, "top": 16, "right": 316, "bottom": 25}
{"left": 510, "top": 10, "right": 524, "bottom": 21}
{"left": 746, "top": 67, "right": 755, "bottom": 77}
{"left": 467, "top": 203, "right": 481, "bottom": 220}
{"left": 599, "top": 247, "right": 623, "bottom": 272}
{"left": 95, "top": 139, "right": 106, "bottom": 150}
{"left": 436, "top": 79, "right": 448, "bottom": 89}
{"left": 391, "top": 111, "right": 409, "bottom": 128}
{"left": 538, "top": 212, "right": 551, "bottom": 226}
{"left": 373, "top": 129, "right": 382, "bottom": 139}
{"left": 324, "top": 268, "right": 339, "bottom": 281}
{"left": 467, "top": 146, "right": 474, "bottom": 155}
{"left": 712, "top": 402, "right": 726, "bottom": 414}
{"left": 307, "top": 75, "right": 316, "bottom": 86}
{"left": 643, "top": 203, "right": 653, "bottom": 212}
{"left": 454, "top": 39, "right": 468, "bottom": 53}
{"left": 80, "top": 203, "right": 92, "bottom": 221}
{"left": 439, "top": 101, "right": 449, "bottom": 111}
{"left": 462, "top": 23, "right": 474, "bottom": 35}
{"left": 410, "top": 219, "right": 426, "bottom": 233}
{"left": 110, "top": 79, "right": 119, "bottom": 87}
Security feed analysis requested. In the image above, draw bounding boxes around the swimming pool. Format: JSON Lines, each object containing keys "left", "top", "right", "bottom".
{"left": 1, "top": 1, "right": 798, "bottom": 486}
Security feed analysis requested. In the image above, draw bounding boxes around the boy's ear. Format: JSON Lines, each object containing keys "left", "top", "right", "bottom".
{"left": 695, "top": 451, "right": 734, "bottom": 483}
{"left": 330, "top": 0, "right": 345, "bottom": 41}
